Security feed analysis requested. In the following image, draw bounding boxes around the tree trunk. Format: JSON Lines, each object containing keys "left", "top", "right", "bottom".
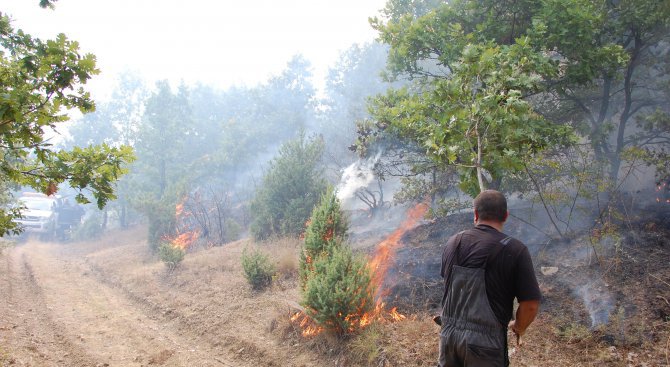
{"left": 476, "top": 121, "right": 486, "bottom": 193}
{"left": 101, "top": 208, "right": 108, "bottom": 230}
{"left": 159, "top": 159, "right": 166, "bottom": 197}
{"left": 611, "top": 34, "right": 641, "bottom": 183}
{"left": 431, "top": 167, "right": 437, "bottom": 206}
{"left": 120, "top": 201, "right": 127, "bottom": 228}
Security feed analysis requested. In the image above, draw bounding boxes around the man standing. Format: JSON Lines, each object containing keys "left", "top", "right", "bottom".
{"left": 438, "top": 190, "right": 541, "bottom": 367}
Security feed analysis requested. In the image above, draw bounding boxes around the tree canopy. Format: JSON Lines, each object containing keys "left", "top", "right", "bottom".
{"left": 0, "top": 11, "right": 133, "bottom": 235}
{"left": 356, "top": 0, "right": 669, "bottom": 199}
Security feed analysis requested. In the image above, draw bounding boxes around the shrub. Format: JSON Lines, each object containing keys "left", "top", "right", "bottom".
{"left": 299, "top": 190, "right": 374, "bottom": 336}
{"left": 241, "top": 247, "right": 275, "bottom": 290}
{"left": 302, "top": 245, "right": 375, "bottom": 336}
{"left": 250, "top": 132, "right": 327, "bottom": 240}
{"left": 158, "top": 242, "right": 185, "bottom": 271}
{"left": 147, "top": 202, "right": 176, "bottom": 252}
{"left": 133, "top": 195, "right": 178, "bottom": 252}
{"left": 71, "top": 211, "right": 103, "bottom": 240}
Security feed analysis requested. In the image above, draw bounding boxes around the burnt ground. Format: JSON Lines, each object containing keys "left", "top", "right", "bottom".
{"left": 379, "top": 203, "right": 670, "bottom": 366}
{"left": 383, "top": 210, "right": 553, "bottom": 313}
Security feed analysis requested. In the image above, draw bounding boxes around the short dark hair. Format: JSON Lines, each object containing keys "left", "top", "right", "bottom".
{"left": 474, "top": 190, "right": 507, "bottom": 222}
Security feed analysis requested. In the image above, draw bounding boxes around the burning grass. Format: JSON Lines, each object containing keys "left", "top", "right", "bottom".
{"left": 288, "top": 203, "right": 426, "bottom": 339}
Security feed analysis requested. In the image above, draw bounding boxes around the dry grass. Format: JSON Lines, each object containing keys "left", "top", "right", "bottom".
{"left": 348, "top": 322, "right": 384, "bottom": 366}
{"left": 275, "top": 248, "right": 299, "bottom": 279}
{"left": 259, "top": 236, "right": 301, "bottom": 283}
{"left": 379, "top": 316, "right": 437, "bottom": 366}
{"left": 75, "top": 234, "right": 317, "bottom": 366}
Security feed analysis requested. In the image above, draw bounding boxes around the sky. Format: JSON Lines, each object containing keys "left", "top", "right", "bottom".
{"left": 3, "top": 0, "right": 388, "bottom": 100}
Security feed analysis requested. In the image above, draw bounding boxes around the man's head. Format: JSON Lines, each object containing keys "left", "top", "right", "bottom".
{"left": 473, "top": 190, "right": 508, "bottom": 224}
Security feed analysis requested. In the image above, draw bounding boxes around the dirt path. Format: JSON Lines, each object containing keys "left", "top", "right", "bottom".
{"left": 0, "top": 241, "right": 236, "bottom": 367}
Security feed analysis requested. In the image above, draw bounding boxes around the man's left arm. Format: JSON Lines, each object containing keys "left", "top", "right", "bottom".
{"left": 509, "top": 246, "right": 542, "bottom": 345}
{"left": 509, "top": 299, "right": 540, "bottom": 345}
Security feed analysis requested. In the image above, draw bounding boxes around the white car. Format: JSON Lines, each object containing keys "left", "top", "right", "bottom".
{"left": 14, "top": 193, "right": 61, "bottom": 239}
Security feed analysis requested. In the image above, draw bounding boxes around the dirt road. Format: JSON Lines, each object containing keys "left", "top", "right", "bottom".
{"left": 0, "top": 239, "right": 237, "bottom": 367}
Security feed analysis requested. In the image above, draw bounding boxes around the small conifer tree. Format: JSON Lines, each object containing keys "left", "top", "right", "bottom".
{"left": 299, "top": 188, "right": 348, "bottom": 288}
{"left": 158, "top": 242, "right": 185, "bottom": 271}
{"left": 303, "top": 246, "right": 374, "bottom": 335}
{"left": 250, "top": 132, "right": 327, "bottom": 240}
{"left": 241, "top": 247, "right": 275, "bottom": 290}
{"left": 299, "top": 189, "right": 374, "bottom": 335}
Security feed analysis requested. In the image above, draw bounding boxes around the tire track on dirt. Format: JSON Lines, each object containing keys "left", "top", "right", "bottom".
{"left": 0, "top": 246, "right": 99, "bottom": 366}
{"left": 81, "top": 260, "right": 264, "bottom": 367}
{"left": 2, "top": 242, "right": 238, "bottom": 366}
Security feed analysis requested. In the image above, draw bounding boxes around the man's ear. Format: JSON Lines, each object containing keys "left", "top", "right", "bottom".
{"left": 503, "top": 210, "right": 509, "bottom": 223}
{"left": 474, "top": 209, "right": 479, "bottom": 223}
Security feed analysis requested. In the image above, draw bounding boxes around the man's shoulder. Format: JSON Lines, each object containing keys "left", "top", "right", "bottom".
{"left": 475, "top": 228, "right": 529, "bottom": 256}
{"left": 442, "top": 231, "right": 461, "bottom": 251}
{"left": 498, "top": 234, "right": 532, "bottom": 259}
{"left": 497, "top": 232, "right": 523, "bottom": 245}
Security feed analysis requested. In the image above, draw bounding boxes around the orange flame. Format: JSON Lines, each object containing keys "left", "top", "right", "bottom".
{"left": 290, "top": 312, "right": 324, "bottom": 337}
{"left": 368, "top": 203, "right": 428, "bottom": 300}
{"left": 175, "top": 202, "right": 185, "bottom": 217}
{"left": 656, "top": 182, "right": 669, "bottom": 204}
{"left": 389, "top": 307, "right": 406, "bottom": 322}
{"left": 356, "top": 203, "right": 427, "bottom": 327}
{"left": 171, "top": 231, "right": 199, "bottom": 250}
{"left": 163, "top": 196, "right": 200, "bottom": 250}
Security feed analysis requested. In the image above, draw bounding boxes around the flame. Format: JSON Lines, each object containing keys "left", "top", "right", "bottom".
{"left": 389, "top": 307, "right": 406, "bottom": 322}
{"left": 655, "top": 182, "right": 670, "bottom": 204}
{"left": 368, "top": 203, "right": 428, "bottom": 299}
{"left": 175, "top": 202, "right": 185, "bottom": 217}
{"left": 291, "top": 203, "right": 427, "bottom": 337}
{"left": 290, "top": 312, "right": 324, "bottom": 337}
{"left": 171, "top": 231, "right": 199, "bottom": 250}
{"left": 162, "top": 196, "right": 200, "bottom": 250}
{"left": 357, "top": 203, "right": 427, "bottom": 326}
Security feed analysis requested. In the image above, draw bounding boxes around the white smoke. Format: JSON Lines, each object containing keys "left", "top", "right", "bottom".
{"left": 336, "top": 151, "right": 382, "bottom": 208}
{"left": 575, "top": 279, "right": 615, "bottom": 328}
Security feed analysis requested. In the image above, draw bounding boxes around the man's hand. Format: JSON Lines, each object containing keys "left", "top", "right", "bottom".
{"left": 508, "top": 320, "right": 523, "bottom": 347}
{"left": 508, "top": 299, "right": 540, "bottom": 347}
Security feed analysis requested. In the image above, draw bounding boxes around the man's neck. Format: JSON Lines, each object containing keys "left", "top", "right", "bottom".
{"left": 475, "top": 220, "right": 504, "bottom": 232}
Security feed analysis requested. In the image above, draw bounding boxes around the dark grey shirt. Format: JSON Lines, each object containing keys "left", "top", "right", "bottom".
{"left": 440, "top": 224, "right": 541, "bottom": 326}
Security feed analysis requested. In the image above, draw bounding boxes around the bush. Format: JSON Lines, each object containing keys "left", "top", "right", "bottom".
{"left": 250, "top": 132, "right": 327, "bottom": 240}
{"left": 299, "top": 190, "right": 374, "bottom": 336}
{"left": 241, "top": 247, "right": 275, "bottom": 290}
{"left": 158, "top": 242, "right": 185, "bottom": 271}
{"left": 133, "top": 195, "right": 178, "bottom": 252}
{"left": 302, "top": 245, "right": 375, "bottom": 336}
{"left": 147, "top": 202, "right": 176, "bottom": 252}
{"left": 71, "top": 211, "right": 103, "bottom": 240}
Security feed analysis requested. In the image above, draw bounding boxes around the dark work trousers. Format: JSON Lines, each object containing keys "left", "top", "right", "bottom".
{"left": 438, "top": 265, "right": 508, "bottom": 367}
